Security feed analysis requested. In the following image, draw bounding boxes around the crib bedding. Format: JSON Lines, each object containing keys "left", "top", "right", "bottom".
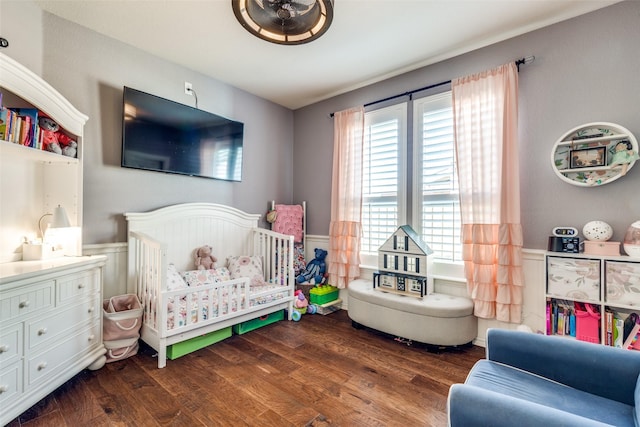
{"left": 164, "top": 265, "right": 289, "bottom": 330}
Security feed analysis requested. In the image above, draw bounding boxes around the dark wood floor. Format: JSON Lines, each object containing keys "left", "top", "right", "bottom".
{"left": 8, "top": 310, "right": 484, "bottom": 427}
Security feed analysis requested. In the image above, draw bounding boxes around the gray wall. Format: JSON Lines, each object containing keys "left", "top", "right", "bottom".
{"left": 293, "top": 1, "right": 640, "bottom": 249}
{"left": 3, "top": 1, "right": 639, "bottom": 249}
{"left": 1, "top": 1, "right": 295, "bottom": 244}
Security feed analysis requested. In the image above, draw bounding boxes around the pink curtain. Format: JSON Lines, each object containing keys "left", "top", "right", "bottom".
{"left": 328, "top": 107, "right": 365, "bottom": 289}
{"left": 452, "top": 62, "right": 524, "bottom": 323}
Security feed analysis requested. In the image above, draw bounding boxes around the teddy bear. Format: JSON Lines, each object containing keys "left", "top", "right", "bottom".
{"left": 38, "top": 116, "right": 76, "bottom": 155}
{"left": 194, "top": 245, "right": 217, "bottom": 270}
{"left": 296, "top": 248, "right": 328, "bottom": 284}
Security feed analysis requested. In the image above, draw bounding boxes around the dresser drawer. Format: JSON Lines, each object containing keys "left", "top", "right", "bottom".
{"left": 27, "top": 321, "right": 101, "bottom": 387}
{"left": 0, "top": 361, "right": 21, "bottom": 406}
{"left": 57, "top": 268, "right": 101, "bottom": 304}
{"left": 605, "top": 261, "right": 640, "bottom": 306}
{"left": 547, "top": 256, "right": 601, "bottom": 301}
{"left": 26, "top": 298, "right": 100, "bottom": 351}
{"left": 0, "top": 280, "right": 54, "bottom": 323}
{"left": 0, "top": 323, "right": 22, "bottom": 367}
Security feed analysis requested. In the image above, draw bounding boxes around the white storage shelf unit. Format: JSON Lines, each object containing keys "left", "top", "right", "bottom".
{"left": 0, "top": 52, "right": 86, "bottom": 263}
{"left": 546, "top": 252, "right": 640, "bottom": 345}
{"left": 0, "top": 53, "right": 106, "bottom": 425}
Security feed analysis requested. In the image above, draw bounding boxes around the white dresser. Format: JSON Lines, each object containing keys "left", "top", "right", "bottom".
{"left": 0, "top": 256, "right": 106, "bottom": 425}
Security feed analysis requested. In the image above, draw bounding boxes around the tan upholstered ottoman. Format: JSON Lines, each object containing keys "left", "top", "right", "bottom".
{"left": 347, "top": 279, "right": 477, "bottom": 346}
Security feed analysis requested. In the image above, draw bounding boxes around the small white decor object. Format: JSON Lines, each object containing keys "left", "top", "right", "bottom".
{"left": 624, "top": 220, "right": 640, "bottom": 258}
{"left": 583, "top": 220, "right": 613, "bottom": 241}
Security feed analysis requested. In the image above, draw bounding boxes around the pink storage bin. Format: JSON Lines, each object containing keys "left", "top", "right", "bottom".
{"left": 575, "top": 303, "right": 600, "bottom": 343}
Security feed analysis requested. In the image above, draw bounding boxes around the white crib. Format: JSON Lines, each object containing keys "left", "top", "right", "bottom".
{"left": 125, "top": 203, "right": 295, "bottom": 368}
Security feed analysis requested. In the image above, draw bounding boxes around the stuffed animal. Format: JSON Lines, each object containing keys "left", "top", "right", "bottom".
{"left": 194, "top": 245, "right": 217, "bottom": 270}
{"left": 39, "top": 117, "right": 62, "bottom": 154}
{"left": 38, "top": 116, "right": 77, "bottom": 155}
{"left": 296, "top": 248, "right": 328, "bottom": 284}
{"left": 62, "top": 141, "right": 77, "bottom": 158}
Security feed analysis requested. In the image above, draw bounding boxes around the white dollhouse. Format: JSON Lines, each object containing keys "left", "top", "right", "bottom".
{"left": 373, "top": 225, "right": 434, "bottom": 297}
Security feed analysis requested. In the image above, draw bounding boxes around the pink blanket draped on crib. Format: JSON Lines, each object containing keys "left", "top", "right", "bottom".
{"left": 273, "top": 204, "right": 304, "bottom": 243}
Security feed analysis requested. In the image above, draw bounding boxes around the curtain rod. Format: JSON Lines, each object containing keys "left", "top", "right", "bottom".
{"left": 329, "top": 56, "right": 535, "bottom": 118}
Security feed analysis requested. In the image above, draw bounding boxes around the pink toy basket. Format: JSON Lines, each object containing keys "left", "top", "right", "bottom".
{"left": 575, "top": 303, "right": 600, "bottom": 344}
{"left": 103, "top": 294, "right": 143, "bottom": 362}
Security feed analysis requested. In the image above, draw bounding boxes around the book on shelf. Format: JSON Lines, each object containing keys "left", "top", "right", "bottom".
{"left": 1, "top": 107, "right": 18, "bottom": 142}
{"left": 0, "top": 107, "right": 40, "bottom": 147}
{"left": 0, "top": 107, "right": 8, "bottom": 140}
{"left": 605, "top": 310, "right": 614, "bottom": 346}
{"left": 546, "top": 299, "right": 576, "bottom": 336}
{"left": 13, "top": 108, "right": 38, "bottom": 148}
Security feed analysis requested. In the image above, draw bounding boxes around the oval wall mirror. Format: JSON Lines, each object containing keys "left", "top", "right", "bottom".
{"left": 551, "top": 122, "right": 639, "bottom": 186}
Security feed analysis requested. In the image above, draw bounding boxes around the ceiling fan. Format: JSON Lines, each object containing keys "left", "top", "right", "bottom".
{"left": 232, "top": 0, "right": 334, "bottom": 45}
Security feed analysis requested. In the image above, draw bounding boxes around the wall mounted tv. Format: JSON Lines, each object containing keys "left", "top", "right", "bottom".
{"left": 122, "top": 86, "right": 243, "bottom": 181}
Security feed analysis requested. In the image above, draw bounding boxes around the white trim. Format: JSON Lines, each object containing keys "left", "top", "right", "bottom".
{"left": 0, "top": 53, "right": 88, "bottom": 135}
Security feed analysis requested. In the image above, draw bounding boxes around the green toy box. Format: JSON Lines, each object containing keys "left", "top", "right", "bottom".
{"left": 232, "top": 309, "right": 285, "bottom": 335}
{"left": 166, "top": 326, "right": 232, "bottom": 360}
{"left": 310, "top": 285, "right": 339, "bottom": 305}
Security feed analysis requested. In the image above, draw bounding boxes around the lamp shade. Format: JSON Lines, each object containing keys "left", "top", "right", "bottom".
{"left": 51, "top": 205, "right": 71, "bottom": 228}
{"left": 232, "top": 0, "right": 333, "bottom": 45}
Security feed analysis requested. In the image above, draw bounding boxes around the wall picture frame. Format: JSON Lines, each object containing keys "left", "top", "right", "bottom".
{"left": 570, "top": 146, "right": 607, "bottom": 169}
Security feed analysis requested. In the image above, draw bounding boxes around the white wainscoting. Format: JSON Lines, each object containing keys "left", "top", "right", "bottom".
{"left": 92, "top": 238, "right": 547, "bottom": 346}
{"left": 83, "top": 243, "right": 128, "bottom": 299}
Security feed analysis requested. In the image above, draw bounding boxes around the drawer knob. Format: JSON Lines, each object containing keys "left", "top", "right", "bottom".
{"left": 0, "top": 345, "right": 9, "bottom": 353}
{"left": 78, "top": 283, "right": 85, "bottom": 289}
{"left": 88, "top": 307, "right": 94, "bottom": 313}
{"left": 37, "top": 362, "right": 47, "bottom": 371}
{"left": 19, "top": 300, "right": 30, "bottom": 308}
{"left": 38, "top": 328, "right": 47, "bottom": 336}
{"left": 88, "top": 334, "right": 95, "bottom": 341}
{"left": 0, "top": 385, "right": 8, "bottom": 393}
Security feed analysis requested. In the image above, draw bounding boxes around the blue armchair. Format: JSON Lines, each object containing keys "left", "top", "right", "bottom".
{"left": 448, "top": 329, "right": 640, "bottom": 426}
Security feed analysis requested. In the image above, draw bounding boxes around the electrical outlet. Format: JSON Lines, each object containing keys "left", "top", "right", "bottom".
{"left": 184, "top": 81, "right": 193, "bottom": 95}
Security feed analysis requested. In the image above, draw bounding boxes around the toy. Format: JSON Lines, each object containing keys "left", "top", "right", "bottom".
{"left": 194, "top": 245, "right": 217, "bottom": 270}
{"left": 266, "top": 209, "right": 277, "bottom": 224}
{"left": 62, "top": 141, "right": 77, "bottom": 158}
{"left": 291, "top": 290, "right": 309, "bottom": 321}
{"left": 296, "top": 248, "right": 327, "bottom": 284}
{"left": 294, "top": 290, "right": 308, "bottom": 312}
{"left": 38, "top": 116, "right": 77, "bottom": 155}
{"left": 609, "top": 141, "right": 639, "bottom": 176}
{"left": 307, "top": 304, "right": 317, "bottom": 314}
{"left": 585, "top": 171, "right": 608, "bottom": 186}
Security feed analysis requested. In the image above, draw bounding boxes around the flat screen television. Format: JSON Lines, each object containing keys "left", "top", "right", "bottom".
{"left": 121, "top": 86, "right": 243, "bottom": 181}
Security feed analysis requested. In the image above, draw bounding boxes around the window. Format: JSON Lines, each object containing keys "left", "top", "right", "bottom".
{"left": 361, "top": 92, "right": 461, "bottom": 264}
{"left": 413, "top": 92, "right": 461, "bottom": 262}
{"left": 361, "top": 104, "right": 406, "bottom": 254}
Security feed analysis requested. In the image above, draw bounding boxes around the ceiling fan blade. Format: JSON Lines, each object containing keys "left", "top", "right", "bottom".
{"left": 247, "top": 0, "right": 322, "bottom": 33}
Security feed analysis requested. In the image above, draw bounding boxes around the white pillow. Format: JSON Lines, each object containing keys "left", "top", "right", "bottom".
{"left": 227, "top": 255, "right": 265, "bottom": 286}
{"left": 181, "top": 267, "right": 231, "bottom": 287}
{"left": 167, "top": 264, "right": 188, "bottom": 291}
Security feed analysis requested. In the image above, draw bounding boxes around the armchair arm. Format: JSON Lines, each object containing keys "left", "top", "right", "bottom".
{"left": 447, "top": 384, "right": 612, "bottom": 427}
{"left": 486, "top": 329, "right": 640, "bottom": 405}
